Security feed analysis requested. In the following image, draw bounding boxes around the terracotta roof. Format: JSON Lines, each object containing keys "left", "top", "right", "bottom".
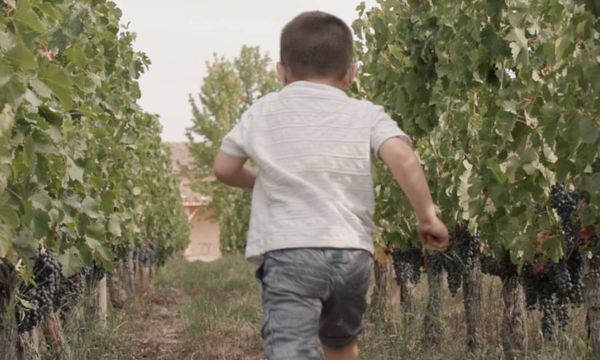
{"left": 166, "top": 142, "right": 211, "bottom": 206}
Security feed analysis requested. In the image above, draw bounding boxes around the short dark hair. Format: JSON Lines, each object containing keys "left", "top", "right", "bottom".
{"left": 280, "top": 11, "right": 353, "bottom": 81}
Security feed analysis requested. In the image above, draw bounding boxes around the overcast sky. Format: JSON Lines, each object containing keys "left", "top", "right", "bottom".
{"left": 112, "top": 0, "right": 378, "bottom": 142}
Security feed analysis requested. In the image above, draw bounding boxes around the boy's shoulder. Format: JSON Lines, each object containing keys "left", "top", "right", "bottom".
{"left": 244, "top": 87, "right": 386, "bottom": 121}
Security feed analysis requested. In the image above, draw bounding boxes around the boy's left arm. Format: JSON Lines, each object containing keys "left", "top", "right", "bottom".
{"left": 213, "top": 151, "right": 257, "bottom": 189}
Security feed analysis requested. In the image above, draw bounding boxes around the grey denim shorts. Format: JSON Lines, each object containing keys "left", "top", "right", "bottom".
{"left": 255, "top": 248, "right": 373, "bottom": 360}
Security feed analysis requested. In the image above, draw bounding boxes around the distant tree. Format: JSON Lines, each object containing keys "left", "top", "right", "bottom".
{"left": 186, "top": 46, "right": 279, "bottom": 252}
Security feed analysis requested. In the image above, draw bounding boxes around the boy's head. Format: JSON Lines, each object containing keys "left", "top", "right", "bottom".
{"left": 279, "top": 11, "right": 356, "bottom": 87}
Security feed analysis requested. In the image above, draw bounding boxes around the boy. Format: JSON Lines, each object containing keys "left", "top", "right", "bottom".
{"left": 213, "top": 11, "right": 448, "bottom": 360}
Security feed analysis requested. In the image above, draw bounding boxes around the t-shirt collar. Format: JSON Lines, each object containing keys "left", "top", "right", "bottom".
{"left": 283, "top": 80, "right": 348, "bottom": 97}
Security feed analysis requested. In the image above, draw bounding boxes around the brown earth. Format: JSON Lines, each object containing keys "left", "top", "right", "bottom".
{"left": 110, "top": 288, "right": 194, "bottom": 360}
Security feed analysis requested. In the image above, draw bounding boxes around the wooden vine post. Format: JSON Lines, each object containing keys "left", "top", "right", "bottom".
{"left": 0, "top": 261, "right": 17, "bottom": 360}
{"left": 500, "top": 274, "right": 526, "bottom": 360}
{"left": 584, "top": 255, "right": 600, "bottom": 356}
{"left": 422, "top": 256, "right": 443, "bottom": 345}
{"left": 97, "top": 276, "right": 108, "bottom": 329}
{"left": 463, "top": 260, "right": 482, "bottom": 351}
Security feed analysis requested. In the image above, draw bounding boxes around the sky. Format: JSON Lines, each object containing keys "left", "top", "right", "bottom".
{"left": 112, "top": 0, "right": 378, "bottom": 142}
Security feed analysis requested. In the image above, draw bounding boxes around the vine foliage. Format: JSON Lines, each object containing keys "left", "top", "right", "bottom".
{"left": 0, "top": 0, "right": 189, "bottom": 292}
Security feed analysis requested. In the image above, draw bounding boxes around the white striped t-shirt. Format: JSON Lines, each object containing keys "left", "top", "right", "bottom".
{"left": 220, "top": 80, "right": 410, "bottom": 262}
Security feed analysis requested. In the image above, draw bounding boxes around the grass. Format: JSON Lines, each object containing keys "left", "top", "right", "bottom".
{"left": 59, "top": 253, "right": 595, "bottom": 359}
{"left": 51, "top": 288, "right": 133, "bottom": 360}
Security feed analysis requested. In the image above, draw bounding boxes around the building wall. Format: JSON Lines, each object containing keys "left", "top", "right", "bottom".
{"left": 184, "top": 207, "right": 221, "bottom": 262}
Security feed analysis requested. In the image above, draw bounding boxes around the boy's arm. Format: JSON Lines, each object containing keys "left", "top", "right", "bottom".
{"left": 378, "top": 137, "right": 449, "bottom": 250}
{"left": 213, "top": 151, "right": 257, "bottom": 189}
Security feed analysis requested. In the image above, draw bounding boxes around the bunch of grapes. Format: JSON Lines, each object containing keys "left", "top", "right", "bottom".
{"left": 426, "top": 251, "right": 444, "bottom": 275}
{"left": 549, "top": 183, "right": 580, "bottom": 250}
{"left": 138, "top": 245, "right": 157, "bottom": 267}
{"left": 591, "top": 231, "right": 600, "bottom": 254}
{"left": 566, "top": 251, "right": 584, "bottom": 305}
{"left": 539, "top": 282, "right": 556, "bottom": 340}
{"left": 53, "top": 272, "right": 85, "bottom": 315}
{"left": 480, "top": 252, "right": 517, "bottom": 279}
{"left": 547, "top": 261, "right": 572, "bottom": 300}
{"left": 441, "top": 252, "right": 463, "bottom": 296}
{"left": 391, "top": 245, "right": 422, "bottom": 286}
{"left": 521, "top": 256, "right": 583, "bottom": 338}
{"left": 521, "top": 264, "right": 542, "bottom": 310}
{"left": 453, "top": 222, "right": 480, "bottom": 270}
{"left": 549, "top": 184, "right": 578, "bottom": 222}
{"left": 18, "top": 251, "right": 62, "bottom": 333}
{"left": 82, "top": 262, "right": 106, "bottom": 285}
{"left": 123, "top": 252, "right": 132, "bottom": 271}
{"left": 425, "top": 250, "right": 463, "bottom": 296}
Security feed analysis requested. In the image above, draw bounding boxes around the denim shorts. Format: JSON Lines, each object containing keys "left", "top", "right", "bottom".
{"left": 255, "top": 248, "right": 372, "bottom": 360}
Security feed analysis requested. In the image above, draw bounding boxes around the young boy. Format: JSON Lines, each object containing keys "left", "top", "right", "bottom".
{"left": 213, "top": 11, "right": 449, "bottom": 360}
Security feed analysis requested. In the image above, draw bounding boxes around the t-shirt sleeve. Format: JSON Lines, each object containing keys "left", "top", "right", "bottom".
{"left": 220, "top": 115, "right": 249, "bottom": 158}
{"left": 370, "top": 105, "right": 412, "bottom": 160}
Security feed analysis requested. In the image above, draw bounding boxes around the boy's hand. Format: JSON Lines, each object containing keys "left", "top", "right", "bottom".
{"left": 418, "top": 216, "right": 449, "bottom": 250}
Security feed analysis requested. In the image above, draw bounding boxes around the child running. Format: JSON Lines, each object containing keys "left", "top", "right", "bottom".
{"left": 213, "top": 10, "right": 449, "bottom": 360}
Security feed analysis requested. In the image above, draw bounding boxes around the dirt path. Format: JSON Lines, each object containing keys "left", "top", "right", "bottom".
{"left": 105, "top": 256, "right": 264, "bottom": 360}
{"left": 113, "top": 287, "right": 195, "bottom": 360}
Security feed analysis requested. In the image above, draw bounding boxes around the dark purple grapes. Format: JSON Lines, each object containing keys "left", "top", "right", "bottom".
{"left": 391, "top": 245, "right": 422, "bottom": 285}
{"left": 18, "top": 251, "right": 62, "bottom": 333}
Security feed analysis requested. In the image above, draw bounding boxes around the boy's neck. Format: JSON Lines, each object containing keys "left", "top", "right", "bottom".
{"left": 288, "top": 77, "right": 349, "bottom": 90}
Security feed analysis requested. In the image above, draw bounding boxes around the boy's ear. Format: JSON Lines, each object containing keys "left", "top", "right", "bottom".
{"left": 276, "top": 62, "right": 288, "bottom": 85}
{"left": 349, "top": 63, "right": 358, "bottom": 83}
{"left": 342, "top": 63, "right": 359, "bottom": 89}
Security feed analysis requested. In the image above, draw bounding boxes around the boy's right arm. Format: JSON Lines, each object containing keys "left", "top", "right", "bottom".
{"left": 378, "top": 137, "right": 449, "bottom": 250}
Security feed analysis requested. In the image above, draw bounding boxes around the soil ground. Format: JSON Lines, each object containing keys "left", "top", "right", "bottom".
{"left": 95, "top": 256, "right": 263, "bottom": 360}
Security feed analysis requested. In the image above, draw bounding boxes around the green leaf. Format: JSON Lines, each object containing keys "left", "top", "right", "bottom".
{"left": 59, "top": 247, "right": 83, "bottom": 277}
{"left": 506, "top": 28, "right": 527, "bottom": 62}
{"left": 0, "top": 61, "right": 12, "bottom": 87}
{"left": 38, "top": 62, "right": 73, "bottom": 110}
{"left": 543, "top": 234, "right": 563, "bottom": 263}
{"left": 100, "top": 191, "right": 115, "bottom": 213}
{"left": 0, "top": 105, "right": 16, "bottom": 139}
{"left": 23, "top": 135, "right": 36, "bottom": 169}
{"left": 30, "top": 79, "right": 53, "bottom": 99}
{"left": 0, "top": 205, "right": 19, "bottom": 229}
{"left": 13, "top": 0, "right": 46, "bottom": 33}
{"left": 519, "top": 148, "right": 538, "bottom": 163}
{"left": 66, "top": 157, "right": 84, "bottom": 182}
{"left": 0, "top": 223, "right": 12, "bottom": 258}
{"left": 81, "top": 197, "right": 100, "bottom": 219}
{"left": 31, "top": 209, "right": 49, "bottom": 240}
{"left": 554, "top": 36, "right": 572, "bottom": 62}
{"left": 6, "top": 42, "right": 37, "bottom": 70}
{"left": 84, "top": 235, "right": 113, "bottom": 272}
{"left": 37, "top": 3, "right": 64, "bottom": 22}
{"left": 486, "top": 159, "right": 507, "bottom": 183}
{"left": 108, "top": 214, "right": 121, "bottom": 237}
{"left": 13, "top": 230, "right": 37, "bottom": 260}
{"left": 30, "top": 190, "right": 52, "bottom": 211}
{"left": 579, "top": 117, "right": 598, "bottom": 144}
{"left": 64, "top": 46, "right": 86, "bottom": 68}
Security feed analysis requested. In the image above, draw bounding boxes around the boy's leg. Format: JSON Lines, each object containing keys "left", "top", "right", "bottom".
{"left": 259, "top": 249, "right": 331, "bottom": 360}
{"left": 318, "top": 249, "right": 371, "bottom": 359}
{"left": 322, "top": 338, "right": 359, "bottom": 360}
